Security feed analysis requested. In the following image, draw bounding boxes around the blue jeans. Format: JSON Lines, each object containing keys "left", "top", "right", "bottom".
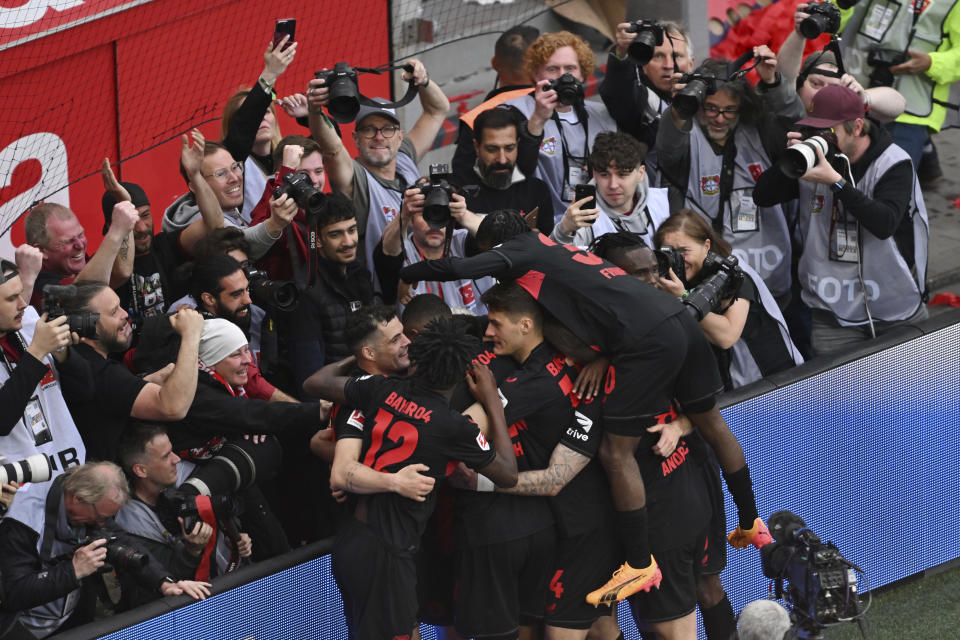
{"left": 886, "top": 122, "right": 929, "bottom": 169}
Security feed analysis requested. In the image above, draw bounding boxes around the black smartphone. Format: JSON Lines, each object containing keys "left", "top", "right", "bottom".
{"left": 273, "top": 19, "right": 296, "bottom": 51}
{"left": 574, "top": 183, "right": 596, "bottom": 214}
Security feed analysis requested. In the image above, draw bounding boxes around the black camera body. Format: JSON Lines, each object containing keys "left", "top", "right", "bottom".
{"left": 866, "top": 49, "right": 908, "bottom": 88}
{"left": 625, "top": 20, "right": 666, "bottom": 65}
{"left": 761, "top": 510, "right": 866, "bottom": 632}
{"left": 683, "top": 252, "right": 744, "bottom": 321}
{"left": 654, "top": 245, "right": 687, "bottom": 287}
{"left": 42, "top": 284, "right": 99, "bottom": 339}
{"left": 272, "top": 170, "right": 325, "bottom": 213}
{"left": 546, "top": 73, "right": 585, "bottom": 107}
{"left": 674, "top": 68, "right": 720, "bottom": 119}
{"left": 157, "top": 488, "right": 241, "bottom": 535}
{"left": 78, "top": 533, "right": 148, "bottom": 572}
{"left": 799, "top": 2, "right": 842, "bottom": 39}
{"left": 242, "top": 265, "right": 298, "bottom": 313}
{"left": 315, "top": 62, "right": 362, "bottom": 123}
{"left": 418, "top": 163, "right": 458, "bottom": 230}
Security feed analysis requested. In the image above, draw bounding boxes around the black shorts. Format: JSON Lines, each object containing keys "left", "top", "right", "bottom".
{"left": 417, "top": 487, "right": 457, "bottom": 625}
{"left": 546, "top": 525, "right": 622, "bottom": 629}
{"left": 699, "top": 449, "right": 727, "bottom": 576}
{"left": 331, "top": 519, "right": 417, "bottom": 640}
{"left": 604, "top": 312, "right": 722, "bottom": 436}
{"left": 455, "top": 526, "right": 556, "bottom": 639}
{"left": 628, "top": 525, "right": 709, "bottom": 624}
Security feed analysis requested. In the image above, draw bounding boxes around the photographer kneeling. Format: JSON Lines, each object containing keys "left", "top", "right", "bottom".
{"left": 114, "top": 423, "right": 253, "bottom": 610}
{"left": 654, "top": 210, "right": 802, "bottom": 389}
{"left": 0, "top": 462, "right": 208, "bottom": 639}
{"left": 752, "top": 85, "right": 929, "bottom": 357}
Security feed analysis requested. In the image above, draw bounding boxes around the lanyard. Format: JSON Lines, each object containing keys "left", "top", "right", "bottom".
{"left": 551, "top": 107, "right": 591, "bottom": 199}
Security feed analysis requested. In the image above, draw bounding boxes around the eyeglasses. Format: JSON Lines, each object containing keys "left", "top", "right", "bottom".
{"left": 204, "top": 162, "right": 244, "bottom": 180}
{"left": 356, "top": 125, "right": 400, "bottom": 139}
{"left": 702, "top": 105, "right": 740, "bottom": 119}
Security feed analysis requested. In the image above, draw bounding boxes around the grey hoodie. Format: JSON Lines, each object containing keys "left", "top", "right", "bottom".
{"left": 161, "top": 192, "right": 278, "bottom": 260}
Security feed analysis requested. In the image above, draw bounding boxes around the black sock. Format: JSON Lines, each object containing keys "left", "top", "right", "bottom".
{"left": 701, "top": 594, "right": 736, "bottom": 640}
{"left": 615, "top": 508, "right": 651, "bottom": 568}
{"left": 723, "top": 465, "right": 759, "bottom": 530}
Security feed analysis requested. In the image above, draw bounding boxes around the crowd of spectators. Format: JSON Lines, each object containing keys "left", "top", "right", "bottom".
{"left": 1, "top": 1, "right": 952, "bottom": 638}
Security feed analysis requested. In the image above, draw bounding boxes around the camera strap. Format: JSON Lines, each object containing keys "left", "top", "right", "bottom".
{"left": 715, "top": 137, "right": 739, "bottom": 234}
{"left": 551, "top": 108, "right": 590, "bottom": 202}
{"left": 192, "top": 495, "right": 219, "bottom": 582}
{"left": 39, "top": 475, "right": 67, "bottom": 560}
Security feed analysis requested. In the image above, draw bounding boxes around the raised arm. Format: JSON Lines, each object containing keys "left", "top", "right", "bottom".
{"left": 75, "top": 201, "right": 137, "bottom": 287}
{"left": 307, "top": 77, "right": 355, "bottom": 198}
{"left": 466, "top": 363, "right": 517, "bottom": 488}
{"left": 402, "top": 59, "right": 451, "bottom": 159}
{"left": 179, "top": 130, "right": 224, "bottom": 255}
{"left": 131, "top": 308, "right": 203, "bottom": 421}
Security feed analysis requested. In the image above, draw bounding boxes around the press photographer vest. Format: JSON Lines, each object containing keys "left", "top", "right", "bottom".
{"left": 0, "top": 306, "right": 86, "bottom": 478}
{"left": 796, "top": 144, "right": 928, "bottom": 326}
{"left": 360, "top": 150, "right": 420, "bottom": 285}
{"left": 728, "top": 262, "right": 804, "bottom": 389}
{"left": 505, "top": 94, "right": 617, "bottom": 222}
{"left": 684, "top": 125, "right": 793, "bottom": 298}
{"left": 5, "top": 475, "right": 82, "bottom": 638}
{"left": 843, "top": 0, "right": 952, "bottom": 117}
{"left": 399, "top": 228, "right": 495, "bottom": 315}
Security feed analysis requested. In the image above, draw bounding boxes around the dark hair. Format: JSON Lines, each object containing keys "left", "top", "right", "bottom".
{"left": 180, "top": 140, "right": 231, "bottom": 185}
{"left": 408, "top": 316, "right": 480, "bottom": 390}
{"left": 401, "top": 294, "right": 452, "bottom": 331}
{"left": 116, "top": 422, "right": 168, "bottom": 474}
{"left": 654, "top": 209, "right": 732, "bottom": 257}
{"left": 476, "top": 209, "right": 529, "bottom": 248}
{"left": 1, "top": 259, "right": 17, "bottom": 277}
{"left": 700, "top": 59, "right": 760, "bottom": 127}
{"left": 589, "top": 132, "right": 647, "bottom": 172}
{"left": 473, "top": 107, "right": 520, "bottom": 143}
{"left": 193, "top": 227, "right": 252, "bottom": 260}
{"left": 59, "top": 280, "right": 110, "bottom": 315}
{"left": 495, "top": 25, "right": 540, "bottom": 74}
{"left": 591, "top": 229, "right": 649, "bottom": 263}
{"left": 481, "top": 282, "right": 542, "bottom": 328}
{"left": 185, "top": 254, "right": 244, "bottom": 304}
{"left": 272, "top": 134, "right": 323, "bottom": 169}
{"left": 317, "top": 191, "right": 356, "bottom": 230}
{"left": 345, "top": 305, "right": 399, "bottom": 355}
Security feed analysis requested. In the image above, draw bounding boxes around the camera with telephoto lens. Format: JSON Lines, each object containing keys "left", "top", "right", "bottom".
{"left": 545, "top": 73, "right": 585, "bottom": 107}
{"left": 799, "top": 2, "right": 842, "bottom": 39}
{"left": 315, "top": 62, "right": 362, "bottom": 123}
{"left": 682, "top": 252, "right": 744, "bottom": 321}
{"left": 761, "top": 510, "right": 867, "bottom": 633}
{"left": 156, "top": 488, "right": 241, "bottom": 535}
{"left": 654, "top": 245, "right": 687, "bottom": 288}
{"left": 674, "top": 66, "right": 720, "bottom": 119}
{"left": 418, "top": 164, "right": 458, "bottom": 230}
{"left": 272, "top": 170, "right": 325, "bottom": 212}
{"left": 42, "top": 284, "right": 99, "bottom": 339}
{"left": 866, "top": 49, "right": 909, "bottom": 88}
{"left": 625, "top": 20, "right": 666, "bottom": 65}
{"left": 779, "top": 134, "right": 845, "bottom": 179}
{"left": 77, "top": 532, "right": 148, "bottom": 572}
{"left": 242, "top": 265, "right": 298, "bottom": 313}
{"left": 0, "top": 453, "right": 52, "bottom": 485}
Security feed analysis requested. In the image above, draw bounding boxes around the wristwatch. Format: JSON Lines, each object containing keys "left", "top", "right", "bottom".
{"left": 830, "top": 178, "right": 847, "bottom": 193}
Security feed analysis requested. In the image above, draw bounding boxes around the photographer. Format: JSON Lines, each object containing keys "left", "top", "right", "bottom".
{"left": 507, "top": 31, "right": 617, "bottom": 222}
{"left": 753, "top": 85, "right": 929, "bottom": 356}
{"left": 551, "top": 131, "right": 670, "bottom": 250}
{"left": 374, "top": 183, "right": 494, "bottom": 314}
{"left": 0, "top": 462, "right": 208, "bottom": 639}
{"left": 0, "top": 252, "right": 88, "bottom": 488}
{"left": 656, "top": 46, "right": 805, "bottom": 303}
{"left": 776, "top": 5, "right": 905, "bottom": 123}
{"left": 841, "top": 0, "right": 960, "bottom": 167}
{"left": 114, "top": 423, "right": 252, "bottom": 609}
{"left": 600, "top": 20, "right": 696, "bottom": 184}
{"left": 654, "top": 211, "right": 802, "bottom": 390}
{"left": 307, "top": 59, "right": 449, "bottom": 278}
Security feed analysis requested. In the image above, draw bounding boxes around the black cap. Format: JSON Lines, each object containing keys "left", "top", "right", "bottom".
{"left": 102, "top": 182, "right": 150, "bottom": 234}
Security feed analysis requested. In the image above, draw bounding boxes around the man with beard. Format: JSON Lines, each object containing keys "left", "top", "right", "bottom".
{"left": 287, "top": 193, "right": 376, "bottom": 397}
{"left": 458, "top": 107, "right": 555, "bottom": 235}
{"left": 57, "top": 281, "right": 204, "bottom": 461}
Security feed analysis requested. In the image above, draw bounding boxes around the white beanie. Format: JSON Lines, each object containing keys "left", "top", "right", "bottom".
{"left": 198, "top": 318, "right": 248, "bottom": 367}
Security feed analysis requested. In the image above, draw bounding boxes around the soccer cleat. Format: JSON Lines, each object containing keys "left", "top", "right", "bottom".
{"left": 727, "top": 518, "right": 774, "bottom": 549}
{"left": 585, "top": 556, "right": 663, "bottom": 606}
